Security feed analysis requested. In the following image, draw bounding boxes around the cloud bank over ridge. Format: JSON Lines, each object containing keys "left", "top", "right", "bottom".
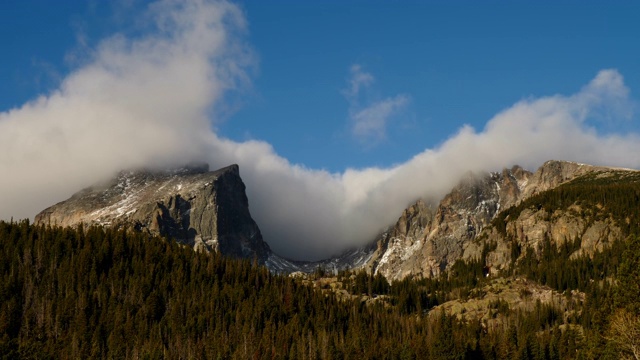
{"left": 0, "top": 0, "right": 638, "bottom": 260}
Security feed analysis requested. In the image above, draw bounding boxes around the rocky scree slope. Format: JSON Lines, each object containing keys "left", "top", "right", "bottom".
{"left": 35, "top": 164, "right": 271, "bottom": 263}
{"left": 265, "top": 242, "right": 378, "bottom": 274}
{"left": 366, "top": 160, "right": 631, "bottom": 281}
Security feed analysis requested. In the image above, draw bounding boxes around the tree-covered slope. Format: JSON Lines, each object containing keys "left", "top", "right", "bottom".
{"left": 1, "top": 215, "right": 639, "bottom": 359}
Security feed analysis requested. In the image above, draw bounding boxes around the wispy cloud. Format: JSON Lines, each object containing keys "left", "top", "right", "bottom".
{"left": 343, "top": 64, "right": 374, "bottom": 100}
{"left": 0, "top": 0, "right": 638, "bottom": 261}
{"left": 343, "top": 64, "right": 410, "bottom": 144}
{"left": 351, "top": 94, "right": 409, "bottom": 141}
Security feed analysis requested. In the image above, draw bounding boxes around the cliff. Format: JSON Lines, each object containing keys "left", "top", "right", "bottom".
{"left": 366, "top": 161, "right": 634, "bottom": 280}
{"left": 35, "top": 164, "right": 271, "bottom": 262}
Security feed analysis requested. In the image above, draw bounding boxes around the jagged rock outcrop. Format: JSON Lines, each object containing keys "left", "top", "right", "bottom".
{"left": 430, "top": 277, "right": 584, "bottom": 330}
{"left": 367, "top": 165, "right": 532, "bottom": 281}
{"left": 367, "top": 160, "right": 633, "bottom": 281}
{"left": 33, "top": 159, "right": 638, "bottom": 277}
{"left": 35, "top": 164, "right": 271, "bottom": 262}
{"left": 462, "top": 204, "right": 623, "bottom": 276}
{"left": 518, "top": 160, "right": 611, "bottom": 199}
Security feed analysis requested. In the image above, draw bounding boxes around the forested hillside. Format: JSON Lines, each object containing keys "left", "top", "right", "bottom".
{"left": 1, "top": 219, "right": 639, "bottom": 359}
{"left": 494, "top": 170, "right": 640, "bottom": 238}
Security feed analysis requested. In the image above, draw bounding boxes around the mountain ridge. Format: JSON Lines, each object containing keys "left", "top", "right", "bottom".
{"left": 35, "top": 163, "right": 271, "bottom": 263}
{"left": 33, "top": 160, "right": 639, "bottom": 278}
{"left": 365, "top": 160, "right": 639, "bottom": 280}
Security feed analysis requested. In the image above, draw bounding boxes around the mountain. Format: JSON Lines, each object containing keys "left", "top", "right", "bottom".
{"left": 35, "top": 163, "right": 271, "bottom": 262}
{"left": 33, "top": 162, "right": 375, "bottom": 272}
{"left": 266, "top": 242, "right": 377, "bottom": 274}
{"left": 16, "top": 160, "right": 640, "bottom": 359}
{"left": 33, "top": 159, "right": 639, "bottom": 279}
{"left": 365, "top": 160, "right": 635, "bottom": 280}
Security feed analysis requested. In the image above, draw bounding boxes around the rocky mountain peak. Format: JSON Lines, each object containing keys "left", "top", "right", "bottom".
{"left": 519, "top": 160, "right": 603, "bottom": 199}
{"left": 366, "top": 165, "right": 533, "bottom": 281}
{"left": 363, "top": 160, "right": 632, "bottom": 281}
{"left": 35, "top": 163, "right": 271, "bottom": 263}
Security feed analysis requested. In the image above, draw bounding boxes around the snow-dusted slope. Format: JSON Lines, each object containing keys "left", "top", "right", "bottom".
{"left": 35, "top": 160, "right": 630, "bottom": 279}
{"left": 35, "top": 164, "right": 272, "bottom": 262}
{"left": 365, "top": 161, "right": 619, "bottom": 281}
{"left": 266, "top": 243, "right": 377, "bottom": 274}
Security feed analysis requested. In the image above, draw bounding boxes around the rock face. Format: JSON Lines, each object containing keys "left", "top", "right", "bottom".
{"left": 35, "top": 164, "right": 271, "bottom": 262}
{"left": 366, "top": 166, "right": 532, "bottom": 281}
{"left": 33, "top": 159, "right": 637, "bottom": 277}
{"left": 366, "top": 160, "right": 631, "bottom": 281}
{"left": 518, "top": 160, "right": 608, "bottom": 199}
{"left": 462, "top": 204, "right": 622, "bottom": 276}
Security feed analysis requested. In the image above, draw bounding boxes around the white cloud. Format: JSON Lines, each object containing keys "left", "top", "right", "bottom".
{"left": 0, "top": 0, "right": 245, "bottom": 222}
{"left": 351, "top": 94, "right": 409, "bottom": 141}
{"left": 343, "top": 64, "right": 374, "bottom": 100}
{"left": 343, "top": 64, "right": 410, "bottom": 143}
{"left": 0, "top": 0, "right": 639, "bottom": 261}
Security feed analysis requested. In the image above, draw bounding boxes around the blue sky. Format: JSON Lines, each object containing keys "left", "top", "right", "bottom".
{"left": 1, "top": 0, "right": 640, "bottom": 259}
{"left": 233, "top": 1, "right": 640, "bottom": 170}
{"left": 2, "top": 1, "right": 638, "bottom": 172}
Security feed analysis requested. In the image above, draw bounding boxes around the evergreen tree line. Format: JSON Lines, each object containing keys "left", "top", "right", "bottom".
{"left": 2, "top": 220, "right": 638, "bottom": 359}
{"left": 0, "top": 221, "right": 513, "bottom": 359}
{"left": 494, "top": 170, "right": 640, "bottom": 238}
